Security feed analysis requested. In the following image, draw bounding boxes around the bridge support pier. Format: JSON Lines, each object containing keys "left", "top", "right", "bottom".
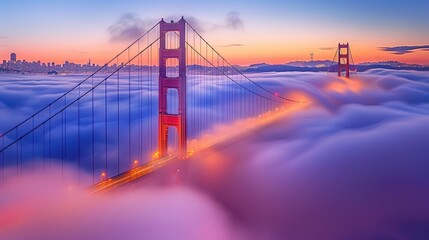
{"left": 158, "top": 18, "right": 187, "bottom": 158}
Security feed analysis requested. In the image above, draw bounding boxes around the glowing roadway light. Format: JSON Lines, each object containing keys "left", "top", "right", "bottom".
{"left": 152, "top": 151, "right": 160, "bottom": 159}
{"left": 186, "top": 149, "right": 194, "bottom": 158}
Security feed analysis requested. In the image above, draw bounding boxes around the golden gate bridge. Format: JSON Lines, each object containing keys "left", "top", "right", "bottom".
{"left": 0, "top": 17, "right": 353, "bottom": 190}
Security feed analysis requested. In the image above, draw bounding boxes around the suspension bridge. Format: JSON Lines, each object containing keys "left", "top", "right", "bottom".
{"left": 0, "top": 17, "right": 353, "bottom": 191}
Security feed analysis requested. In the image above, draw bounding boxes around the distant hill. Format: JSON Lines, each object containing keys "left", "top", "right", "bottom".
{"left": 358, "top": 61, "right": 423, "bottom": 68}
{"left": 243, "top": 61, "right": 429, "bottom": 73}
{"left": 285, "top": 60, "right": 333, "bottom": 68}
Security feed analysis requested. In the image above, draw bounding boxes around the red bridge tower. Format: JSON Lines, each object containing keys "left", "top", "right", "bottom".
{"left": 338, "top": 43, "right": 350, "bottom": 78}
{"left": 158, "top": 18, "right": 187, "bottom": 158}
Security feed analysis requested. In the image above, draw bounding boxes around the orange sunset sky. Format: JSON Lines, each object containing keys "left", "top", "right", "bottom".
{"left": 1, "top": 0, "right": 428, "bottom": 66}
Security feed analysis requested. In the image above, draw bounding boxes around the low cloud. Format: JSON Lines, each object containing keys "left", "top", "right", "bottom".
{"left": 1, "top": 70, "right": 429, "bottom": 239}
{"left": 3, "top": 59, "right": 429, "bottom": 240}
{"left": 0, "top": 170, "right": 238, "bottom": 240}
{"left": 379, "top": 44, "right": 429, "bottom": 55}
{"left": 108, "top": 13, "right": 150, "bottom": 43}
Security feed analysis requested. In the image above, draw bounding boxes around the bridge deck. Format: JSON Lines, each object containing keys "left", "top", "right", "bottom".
{"left": 90, "top": 104, "right": 305, "bottom": 193}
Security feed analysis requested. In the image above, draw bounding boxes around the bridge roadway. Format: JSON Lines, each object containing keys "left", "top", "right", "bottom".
{"left": 91, "top": 104, "right": 305, "bottom": 194}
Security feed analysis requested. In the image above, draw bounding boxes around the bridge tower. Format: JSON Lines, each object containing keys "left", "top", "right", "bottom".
{"left": 158, "top": 18, "right": 187, "bottom": 158}
{"left": 338, "top": 43, "right": 350, "bottom": 78}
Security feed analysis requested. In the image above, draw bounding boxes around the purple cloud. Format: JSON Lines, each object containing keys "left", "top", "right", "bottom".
{"left": 225, "top": 11, "right": 244, "bottom": 30}
{"left": 212, "top": 11, "right": 244, "bottom": 31}
{"left": 379, "top": 45, "right": 429, "bottom": 55}
{"left": 183, "top": 16, "right": 206, "bottom": 33}
{"left": 219, "top": 43, "right": 244, "bottom": 48}
{"left": 319, "top": 47, "right": 335, "bottom": 50}
{"left": 108, "top": 14, "right": 150, "bottom": 43}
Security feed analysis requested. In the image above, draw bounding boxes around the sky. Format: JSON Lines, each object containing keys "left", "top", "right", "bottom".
{"left": 0, "top": 0, "right": 428, "bottom": 65}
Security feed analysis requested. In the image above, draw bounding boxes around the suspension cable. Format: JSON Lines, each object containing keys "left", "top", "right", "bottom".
{"left": 0, "top": 23, "right": 160, "bottom": 138}
{"left": 327, "top": 48, "right": 338, "bottom": 74}
{"left": 185, "top": 41, "right": 287, "bottom": 104}
{"left": 0, "top": 38, "right": 160, "bottom": 153}
{"left": 349, "top": 46, "right": 357, "bottom": 73}
{"left": 185, "top": 21, "right": 301, "bottom": 103}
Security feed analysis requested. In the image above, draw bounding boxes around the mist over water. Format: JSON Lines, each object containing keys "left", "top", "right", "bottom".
{"left": 1, "top": 70, "right": 429, "bottom": 239}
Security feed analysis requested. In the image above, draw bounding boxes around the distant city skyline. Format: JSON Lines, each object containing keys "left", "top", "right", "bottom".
{"left": 2, "top": 50, "right": 427, "bottom": 75}
{"left": 0, "top": 0, "right": 428, "bottom": 65}
{"left": 2, "top": 51, "right": 428, "bottom": 68}
{"left": 3, "top": 52, "right": 93, "bottom": 66}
